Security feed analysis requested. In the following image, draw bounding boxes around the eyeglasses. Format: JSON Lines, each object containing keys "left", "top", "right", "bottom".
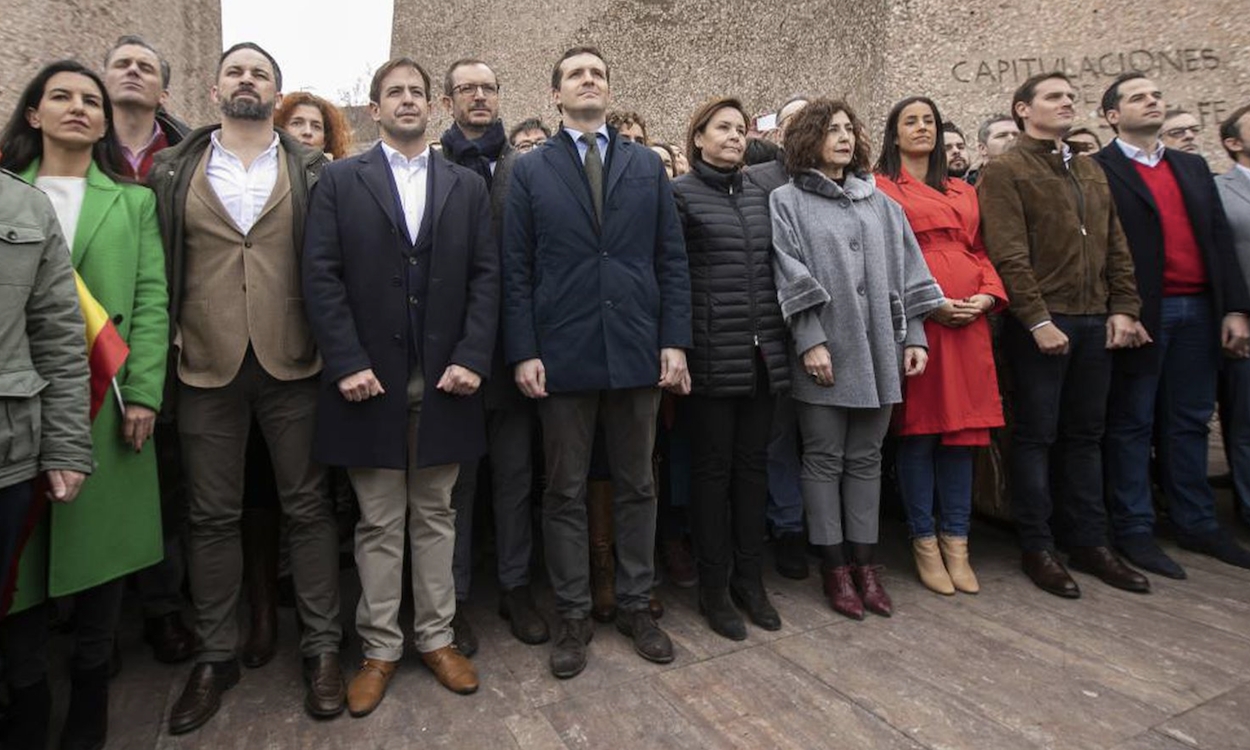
{"left": 451, "top": 83, "right": 499, "bottom": 97}
{"left": 1164, "top": 125, "right": 1201, "bottom": 139}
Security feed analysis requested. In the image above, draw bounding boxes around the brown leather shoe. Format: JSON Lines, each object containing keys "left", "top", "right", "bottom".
{"left": 1068, "top": 545, "right": 1151, "bottom": 594}
{"left": 421, "top": 646, "right": 479, "bottom": 695}
{"left": 168, "top": 660, "right": 240, "bottom": 735}
{"left": 347, "top": 659, "right": 398, "bottom": 717}
{"left": 1022, "top": 550, "right": 1081, "bottom": 598}
{"left": 303, "top": 653, "right": 345, "bottom": 718}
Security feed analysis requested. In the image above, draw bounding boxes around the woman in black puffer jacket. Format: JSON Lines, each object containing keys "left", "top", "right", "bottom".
{"left": 672, "top": 97, "right": 791, "bottom": 641}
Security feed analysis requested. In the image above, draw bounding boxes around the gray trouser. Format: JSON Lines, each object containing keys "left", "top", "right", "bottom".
{"left": 795, "top": 402, "right": 893, "bottom": 546}
{"left": 539, "top": 388, "right": 661, "bottom": 617}
{"left": 179, "top": 352, "right": 341, "bottom": 662}
{"left": 451, "top": 402, "right": 536, "bottom": 599}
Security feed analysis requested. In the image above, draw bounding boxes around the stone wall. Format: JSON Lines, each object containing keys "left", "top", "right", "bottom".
{"left": 393, "top": 0, "right": 1250, "bottom": 164}
{"left": 0, "top": 0, "right": 221, "bottom": 129}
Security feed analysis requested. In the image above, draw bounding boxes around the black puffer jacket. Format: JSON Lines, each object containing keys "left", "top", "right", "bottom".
{"left": 673, "top": 159, "right": 790, "bottom": 397}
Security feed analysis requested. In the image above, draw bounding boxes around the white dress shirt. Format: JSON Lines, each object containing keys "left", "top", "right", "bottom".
{"left": 1236, "top": 163, "right": 1250, "bottom": 181}
{"left": 1114, "top": 138, "right": 1166, "bottom": 168}
{"left": 206, "top": 130, "right": 280, "bottom": 234}
{"left": 381, "top": 142, "right": 430, "bottom": 244}
{"left": 35, "top": 176, "right": 87, "bottom": 253}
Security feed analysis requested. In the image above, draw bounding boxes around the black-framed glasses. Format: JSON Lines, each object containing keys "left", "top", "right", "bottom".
{"left": 451, "top": 83, "right": 499, "bottom": 97}
{"left": 1164, "top": 125, "right": 1201, "bottom": 139}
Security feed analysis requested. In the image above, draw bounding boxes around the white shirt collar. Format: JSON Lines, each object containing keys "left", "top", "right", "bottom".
{"left": 209, "top": 129, "right": 280, "bottom": 163}
{"left": 1235, "top": 163, "right": 1250, "bottom": 181}
{"left": 1114, "top": 137, "right": 1166, "bottom": 167}
{"left": 563, "top": 123, "right": 610, "bottom": 144}
{"left": 380, "top": 141, "right": 430, "bottom": 169}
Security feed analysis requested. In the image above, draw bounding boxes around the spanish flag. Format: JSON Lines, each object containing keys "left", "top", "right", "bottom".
{"left": 74, "top": 270, "right": 129, "bottom": 419}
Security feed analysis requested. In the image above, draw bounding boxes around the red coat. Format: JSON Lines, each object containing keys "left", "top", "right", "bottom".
{"left": 877, "top": 172, "right": 1006, "bottom": 445}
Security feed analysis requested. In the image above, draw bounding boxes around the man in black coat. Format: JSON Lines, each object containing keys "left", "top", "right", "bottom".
{"left": 436, "top": 57, "right": 548, "bottom": 655}
{"left": 303, "top": 57, "right": 499, "bottom": 716}
{"left": 1095, "top": 73, "right": 1250, "bottom": 577}
{"left": 502, "top": 46, "right": 691, "bottom": 679}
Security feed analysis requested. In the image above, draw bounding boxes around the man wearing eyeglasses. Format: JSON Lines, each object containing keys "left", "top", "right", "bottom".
{"left": 1160, "top": 109, "right": 1203, "bottom": 156}
{"left": 437, "top": 58, "right": 549, "bottom": 656}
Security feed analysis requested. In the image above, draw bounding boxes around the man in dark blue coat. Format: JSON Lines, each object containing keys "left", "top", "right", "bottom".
{"left": 502, "top": 45, "right": 691, "bottom": 679}
{"left": 1095, "top": 73, "right": 1250, "bottom": 578}
{"left": 302, "top": 57, "right": 499, "bottom": 716}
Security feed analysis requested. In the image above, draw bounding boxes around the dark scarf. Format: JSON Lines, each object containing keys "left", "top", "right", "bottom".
{"left": 440, "top": 121, "right": 507, "bottom": 188}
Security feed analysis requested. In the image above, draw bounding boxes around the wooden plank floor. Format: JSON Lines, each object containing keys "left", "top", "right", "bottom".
{"left": 49, "top": 493, "right": 1247, "bottom": 750}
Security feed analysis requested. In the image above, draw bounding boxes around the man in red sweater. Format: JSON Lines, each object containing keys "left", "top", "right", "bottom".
{"left": 1095, "top": 73, "right": 1250, "bottom": 577}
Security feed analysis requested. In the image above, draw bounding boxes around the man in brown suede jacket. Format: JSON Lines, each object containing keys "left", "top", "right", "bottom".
{"left": 980, "top": 71, "right": 1149, "bottom": 600}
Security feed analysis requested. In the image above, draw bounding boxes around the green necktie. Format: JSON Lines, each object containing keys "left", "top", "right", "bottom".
{"left": 580, "top": 133, "right": 604, "bottom": 223}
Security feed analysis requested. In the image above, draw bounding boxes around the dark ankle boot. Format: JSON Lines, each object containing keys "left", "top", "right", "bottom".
{"left": 60, "top": 663, "right": 109, "bottom": 750}
{"left": 241, "top": 507, "right": 279, "bottom": 668}
{"left": 4, "top": 678, "right": 51, "bottom": 750}
{"left": 821, "top": 565, "right": 864, "bottom": 620}
{"left": 853, "top": 565, "right": 894, "bottom": 617}
{"left": 730, "top": 579, "right": 781, "bottom": 631}
{"left": 587, "top": 480, "right": 616, "bottom": 623}
{"left": 698, "top": 586, "right": 747, "bottom": 641}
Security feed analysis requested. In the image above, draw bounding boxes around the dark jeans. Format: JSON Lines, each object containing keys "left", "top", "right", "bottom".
{"left": 1004, "top": 314, "right": 1112, "bottom": 551}
{"left": 766, "top": 395, "right": 805, "bottom": 534}
{"left": 0, "top": 480, "right": 36, "bottom": 616}
{"left": 686, "top": 373, "right": 773, "bottom": 588}
{"left": 1222, "top": 356, "right": 1250, "bottom": 525}
{"left": 1, "top": 578, "right": 125, "bottom": 688}
{"left": 895, "top": 435, "right": 973, "bottom": 539}
{"left": 1106, "top": 295, "right": 1221, "bottom": 538}
{"left": 538, "top": 388, "right": 661, "bottom": 617}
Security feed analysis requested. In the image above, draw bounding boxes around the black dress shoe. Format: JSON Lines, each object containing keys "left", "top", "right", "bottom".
{"left": 451, "top": 605, "right": 478, "bottom": 658}
{"left": 730, "top": 581, "right": 782, "bottom": 631}
{"left": 698, "top": 587, "right": 747, "bottom": 641}
{"left": 549, "top": 617, "right": 594, "bottom": 679}
{"left": 61, "top": 663, "right": 109, "bottom": 750}
{"left": 499, "top": 585, "right": 550, "bottom": 645}
{"left": 1116, "top": 533, "right": 1186, "bottom": 579}
{"left": 1068, "top": 546, "right": 1151, "bottom": 593}
{"left": 168, "top": 660, "right": 240, "bottom": 735}
{"left": 775, "top": 532, "right": 810, "bottom": 580}
{"left": 1022, "top": 550, "right": 1081, "bottom": 598}
{"left": 616, "top": 609, "right": 674, "bottom": 664}
{"left": 303, "top": 653, "right": 345, "bottom": 718}
{"left": 1177, "top": 529, "right": 1250, "bottom": 570}
{"left": 143, "top": 612, "right": 196, "bottom": 664}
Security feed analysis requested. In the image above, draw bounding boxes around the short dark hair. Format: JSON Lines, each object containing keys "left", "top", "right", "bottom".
{"left": 218, "top": 42, "right": 282, "bottom": 90}
{"left": 1164, "top": 107, "right": 1192, "bottom": 121}
{"left": 551, "top": 46, "right": 609, "bottom": 90}
{"left": 684, "top": 97, "right": 747, "bottom": 165}
{"left": 875, "top": 96, "right": 949, "bottom": 193}
{"left": 1220, "top": 104, "right": 1250, "bottom": 162}
{"left": 607, "top": 110, "right": 648, "bottom": 142}
{"left": 978, "top": 114, "right": 1014, "bottom": 145}
{"left": 783, "top": 98, "right": 871, "bottom": 178}
{"left": 1100, "top": 72, "right": 1148, "bottom": 118}
{"left": 443, "top": 58, "right": 497, "bottom": 97}
{"left": 942, "top": 121, "right": 965, "bottom": 141}
{"left": 509, "top": 117, "right": 551, "bottom": 143}
{"left": 369, "top": 57, "right": 432, "bottom": 103}
{"left": 1066, "top": 126, "right": 1103, "bottom": 151}
{"left": 744, "top": 136, "right": 781, "bottom": 166}
{"left": 105, "top": 35, "right": 171, "bottom": 89}
{"left": 1011, "top": 71, "right": 1072, "bottom": 129}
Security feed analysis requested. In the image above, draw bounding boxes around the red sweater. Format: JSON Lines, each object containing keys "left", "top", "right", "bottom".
{"left": 1133, "top": 159, "right": 1207, "bottom": 295}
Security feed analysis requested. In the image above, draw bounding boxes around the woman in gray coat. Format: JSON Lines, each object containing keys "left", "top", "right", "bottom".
{"left": 770, "top": 99, "right": 944, "bottom": 620}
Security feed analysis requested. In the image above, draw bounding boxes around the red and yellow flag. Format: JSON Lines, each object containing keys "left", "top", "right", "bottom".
{"left": 74, "top": 270, "right": 129, "bottom": 420}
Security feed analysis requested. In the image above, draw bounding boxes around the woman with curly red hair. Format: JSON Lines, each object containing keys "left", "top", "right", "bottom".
{"left": 275, "top": 91, "right": 354, "bottom": 159}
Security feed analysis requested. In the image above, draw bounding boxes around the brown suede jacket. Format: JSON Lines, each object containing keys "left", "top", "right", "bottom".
{"left": 979, "top": 133, "right": 1140, "bottom": 328}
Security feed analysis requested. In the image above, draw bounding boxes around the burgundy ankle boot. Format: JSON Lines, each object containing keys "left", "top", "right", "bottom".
{"left": 821, "top": 565, "right": 864, "bottom": 620}
{"left": 853, "top": 565, "right": 893, "bottom": 617}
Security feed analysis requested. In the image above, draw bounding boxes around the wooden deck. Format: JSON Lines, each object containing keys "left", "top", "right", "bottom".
{"left": 56, "top": 494, "right": 1250, "bottom": 750}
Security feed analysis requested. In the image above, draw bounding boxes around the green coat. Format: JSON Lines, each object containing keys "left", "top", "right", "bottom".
{"left": 9, "top": 161, "right": 169, "bottom": 613}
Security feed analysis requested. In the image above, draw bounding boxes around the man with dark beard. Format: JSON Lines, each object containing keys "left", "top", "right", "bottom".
{"left": 147, "top": 42, "right": 345, "bottom": 732}
{"left": 943, "top": 122, "right": 972, "bottom": 180}
{"left": 436, "top": 58, "right": 549, "bottom": 656}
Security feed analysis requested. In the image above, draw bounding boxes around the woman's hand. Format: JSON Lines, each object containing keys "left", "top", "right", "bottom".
{"left": 802, "top": 344, "right": 834, "bottom": 387}
{"left": 903, "top": 346, "right": 928, "bottom": 377}
{"left": 930, "top": 299, "right": 979, "bottom": 328}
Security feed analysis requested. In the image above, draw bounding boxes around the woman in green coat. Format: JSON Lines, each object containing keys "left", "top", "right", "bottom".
{"left": 0, "top": 60, "right": 168, "bottom": 750}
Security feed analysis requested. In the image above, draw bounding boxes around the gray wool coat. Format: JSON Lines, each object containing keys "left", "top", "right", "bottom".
{"left": 770, "top": 170, "right": 944, "bottom": 408}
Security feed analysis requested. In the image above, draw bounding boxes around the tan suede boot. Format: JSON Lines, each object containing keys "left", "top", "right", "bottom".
{"left": 912, "top": 537, "right": 955, "bottom": 595}
{"left": 939, "top": 535, "right": 980, "bottom": 594}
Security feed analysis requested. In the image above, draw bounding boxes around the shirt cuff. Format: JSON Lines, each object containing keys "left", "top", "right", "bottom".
{"left": 1029, "top": 320, "right": 1053, "bottom": 332}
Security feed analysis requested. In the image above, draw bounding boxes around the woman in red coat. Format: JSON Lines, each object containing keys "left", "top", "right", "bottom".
{"left": 875, "top": 96, "right": 1006, "bottom": 596}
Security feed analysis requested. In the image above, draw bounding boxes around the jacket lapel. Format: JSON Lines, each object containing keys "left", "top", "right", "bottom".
{"left": 604, "top": 133, "right": 634, "bottom": 204}
{"left": 357, "top": 143, "right": 404, "bottom": 235}
{"left": 428, "top": 151, "right": 458, "bottom": 240}
{"left": 1223, "top": 168, "right": 1250, "bottom": 209}
{"left": 1099, "top": 142, "right": 1159, "bottom": 214}
{"left": 71, "top": 163, "right": 120, "bottom": 268}
{"left": 542, "top": 134, "right": 596, "bottom": 228}
{"left": 249, "top": 143, "right": 291, "bottom": 229}
{"left": 189, "top": 149, "right": 243, "bottom": 234}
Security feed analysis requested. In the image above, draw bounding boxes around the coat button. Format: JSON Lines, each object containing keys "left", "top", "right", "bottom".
{"left": 604, "top": 300, "right": 614, "bottom": 309}
{"left": 112, "top": 313, "right": 124, "bottom": 325}
{"left": 5, "top": 230, "right": 15, "bottom": 241}
{"left": 393, "top": 333, "right": 402, "bottom": 342}
{"left": 409, "top": 295, "right": 418, "bottom": 305}
{"left": 391, "top": 276, "right": 401, "bottom": 286}
{"left": 850, "top": 240, "right": 859, "bottom": 251}
{"left": 856, "top": 284, "right": 865, "bottom": 295}
{"left": 408, "top": 255, "right": 417, "bottom": 265}
{"left": 244, "top": 240, "right": 253, "bottom": 248}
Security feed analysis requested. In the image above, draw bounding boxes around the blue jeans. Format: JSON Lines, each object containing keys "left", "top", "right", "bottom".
{"left": 895, "top": 435, "right": 973, "bottom": 538}
{"left": 766, "top": 395, "right": 805, "bottom": 534}
{"left": 1222, "top": 356, "right": 1250, "bottom": 525}
{"left": 1106, "top": 296, "right": 1220, "bottom": 538}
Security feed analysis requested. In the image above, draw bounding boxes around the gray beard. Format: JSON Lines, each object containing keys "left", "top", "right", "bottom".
{"left": 220, "top": 95, "right": 274, "bottom": 121}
